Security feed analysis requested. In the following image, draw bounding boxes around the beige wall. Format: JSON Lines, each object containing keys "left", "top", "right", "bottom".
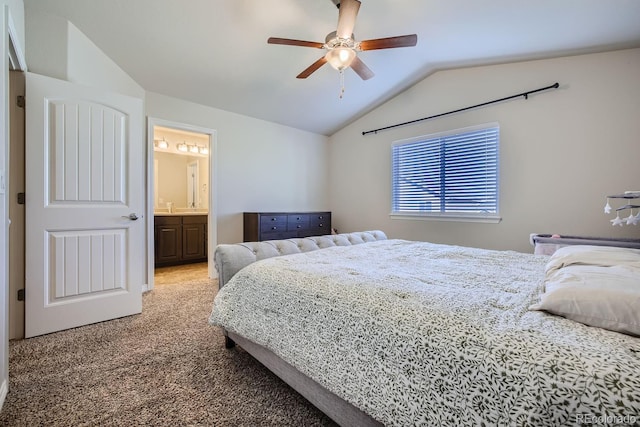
{"left": 329, "top": 48, "right": 640, "bottom": 252}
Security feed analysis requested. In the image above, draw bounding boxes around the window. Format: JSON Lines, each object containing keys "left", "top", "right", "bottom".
{"left": 391, "top": 123, "right": 500, "bottom": 222}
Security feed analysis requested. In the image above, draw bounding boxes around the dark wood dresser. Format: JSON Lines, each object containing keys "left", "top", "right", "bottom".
{"left": 243, "top": 212, "right": 331, "bottom": 242}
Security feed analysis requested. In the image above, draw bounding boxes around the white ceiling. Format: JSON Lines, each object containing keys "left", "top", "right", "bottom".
{"left": 24, "top": 0, "right": 640, "bottom": 136}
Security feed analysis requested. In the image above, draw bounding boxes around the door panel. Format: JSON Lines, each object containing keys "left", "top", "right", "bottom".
{"left": 25, "top": 73, "right": 144, "bottom": 338}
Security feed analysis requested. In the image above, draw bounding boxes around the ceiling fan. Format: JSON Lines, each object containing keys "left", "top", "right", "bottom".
{"left": 267, "top": 0, "right": 417, "bottom": 84}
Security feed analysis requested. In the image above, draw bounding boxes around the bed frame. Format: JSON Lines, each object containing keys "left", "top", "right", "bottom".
{"left": 214, "top": 231, "right": 387, "bottom": 426}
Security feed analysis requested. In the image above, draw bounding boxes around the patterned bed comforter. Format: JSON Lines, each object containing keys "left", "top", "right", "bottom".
{"left": 209, "top": 239, "right": 640, "bottom": 426}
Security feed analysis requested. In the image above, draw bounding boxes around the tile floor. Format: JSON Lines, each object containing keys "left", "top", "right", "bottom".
{"left": 154, "top": 262, "right": 211, "bottom": 285}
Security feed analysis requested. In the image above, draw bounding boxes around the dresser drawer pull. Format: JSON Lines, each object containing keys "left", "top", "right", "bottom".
{"left": 318, "top": 216, "right": 323, "bottom": 219}
{"left": 271, "top": 226, "right": 278, "bottom": 230}
{"left": 270, "top": 217, "right": 277, "bottom": 221}
{"left": 297, "top": 225, "right": 302, "bottom": 228}
{"left": 319, "top": 223, "right": 323, "bottom": 227}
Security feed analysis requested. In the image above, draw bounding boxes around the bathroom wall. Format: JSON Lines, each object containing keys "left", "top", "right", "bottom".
{"left": 153, "top": 125, "right": 210, "bottom": 211}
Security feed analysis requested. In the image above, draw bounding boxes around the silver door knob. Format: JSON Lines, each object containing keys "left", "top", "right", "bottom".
{"left": 122, "top": 213, "right": 139, "bottom": 220}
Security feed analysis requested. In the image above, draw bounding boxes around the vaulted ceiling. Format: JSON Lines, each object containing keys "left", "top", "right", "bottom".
{"left": 24, "top": 0, "right": 640, "bottom": 135}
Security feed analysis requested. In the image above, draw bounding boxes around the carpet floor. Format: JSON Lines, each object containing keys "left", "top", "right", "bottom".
{"left": 0, "top": 263, "right": 335, "bottom": 426}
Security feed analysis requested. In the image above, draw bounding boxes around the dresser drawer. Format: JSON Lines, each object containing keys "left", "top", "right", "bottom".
{"left": 310, "top": 224, "right": 330, "bottom": 235}
{"left": 310, "top": 213, "right": 330, "bottom": 228}
{"left": 260, "top": 214, "right": 287, "bottom": 226}
{"left": 260, "top": 214, "right": 287, "bottom": 232}
{"left": 261, "top": 231, "right": 298, "bottom": 241}
{"left": 287, "top": 214, "right": 309, "bottom": 231}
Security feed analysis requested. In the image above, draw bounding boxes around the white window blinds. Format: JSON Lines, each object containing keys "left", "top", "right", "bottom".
{"left": 392, "top": 123, "right": 499, "bottom": 220}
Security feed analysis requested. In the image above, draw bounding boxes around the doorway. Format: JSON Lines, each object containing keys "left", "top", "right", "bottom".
{"left": 146, "top": 119, "right": 217, "bottom": 290}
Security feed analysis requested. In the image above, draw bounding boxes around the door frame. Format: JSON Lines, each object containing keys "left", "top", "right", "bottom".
{"left": 1, "top": 4, "right": 27, "bottom": 410}
{"left": 145, "top": 117, "right": 217, "bottom": 290}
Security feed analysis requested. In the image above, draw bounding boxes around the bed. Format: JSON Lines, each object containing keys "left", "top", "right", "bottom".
{"left": 209, "top": 231, "right": 640, "bottom": 426}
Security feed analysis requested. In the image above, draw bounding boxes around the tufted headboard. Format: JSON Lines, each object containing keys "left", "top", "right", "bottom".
{"left": 214, "top": 230, "right": 388, "bottom": 288}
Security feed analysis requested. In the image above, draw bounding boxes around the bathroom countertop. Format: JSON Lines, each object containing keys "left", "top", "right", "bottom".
{"left": 154, "top": 210, "right": 209, "bottom": 216}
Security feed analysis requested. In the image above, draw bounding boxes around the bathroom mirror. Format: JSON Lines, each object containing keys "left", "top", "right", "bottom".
{"left": 154, "top": 152, "right": 209, "bottom": 213}
{"left": 187, "top": 161, "right": 199, "bottom": 209}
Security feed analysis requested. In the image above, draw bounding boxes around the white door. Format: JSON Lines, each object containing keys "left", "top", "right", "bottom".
{"left": 25, "top": 73, "right": 145, "bottom": 338}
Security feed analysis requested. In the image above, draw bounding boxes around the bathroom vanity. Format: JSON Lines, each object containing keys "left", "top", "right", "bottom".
{"left": 154, "top": 213, "right": 208, "bottom": 267}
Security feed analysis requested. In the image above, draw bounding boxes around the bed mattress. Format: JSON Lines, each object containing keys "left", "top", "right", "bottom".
{"left": 209, "top": 239, "right": 640, "bottom": 426}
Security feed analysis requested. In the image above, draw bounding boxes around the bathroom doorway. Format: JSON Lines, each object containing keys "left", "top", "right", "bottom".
{"left": 147, "top": 119, "right": 217, "bottom": 290}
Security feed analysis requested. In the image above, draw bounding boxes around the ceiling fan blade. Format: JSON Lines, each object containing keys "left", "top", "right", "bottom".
{"left": 268, "top": 37, "right": 324, "bottom": 49}
{"left": 297, "top": 56, "right": 328, "bottom": 79}
{"left": 336, "top": 0, "right": 361, "bottom": 39}
{"left": 359, "top": 34, "right": 418, "bottom": 51}
{"left": 350, "top": 56, "right": 374, "bottom": 80}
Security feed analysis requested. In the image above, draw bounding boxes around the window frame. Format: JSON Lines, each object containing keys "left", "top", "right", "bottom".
{"left": 390, "top": 122, "right": 501, "bottom": 223}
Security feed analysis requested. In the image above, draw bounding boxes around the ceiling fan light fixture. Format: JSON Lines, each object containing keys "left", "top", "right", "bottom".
{"left": 325, "top": 46, "right": 356, "bottom": 71}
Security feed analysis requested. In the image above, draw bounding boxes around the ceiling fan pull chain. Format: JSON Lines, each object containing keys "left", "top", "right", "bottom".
{"left": 339, "top": 69, "right": 346, "bottom": 99}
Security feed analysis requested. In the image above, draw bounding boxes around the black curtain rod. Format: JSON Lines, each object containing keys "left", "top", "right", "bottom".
{"left": 362, "top": 82, "right": 560, "bottom": 136}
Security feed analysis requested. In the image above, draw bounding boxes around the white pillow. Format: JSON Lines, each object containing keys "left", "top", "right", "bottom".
{"left": 545, "top": 245, "right": 640, "bottom": 276}
{"left": 530, "top": 264, "right": 640, "bottom": 336}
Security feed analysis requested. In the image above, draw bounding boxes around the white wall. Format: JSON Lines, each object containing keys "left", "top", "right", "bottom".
{"left": 329, "top": 48, "right": 640, "bottom": 252}
{"left": 146, "top": 92, "right": 330, "bottom": 244}
{"left": 25, "top": 9, "right": 144, "bottom": 99}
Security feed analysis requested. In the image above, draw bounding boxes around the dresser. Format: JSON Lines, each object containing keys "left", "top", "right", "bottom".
{"left": 243, "top": 212, "right": 331, "bottom": 242}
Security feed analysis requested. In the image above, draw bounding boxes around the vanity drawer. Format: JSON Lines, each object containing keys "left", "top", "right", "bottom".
{"left": 183, "top": 215, "right": 207, "bottom": 224}
{"left": 154, "top": 216, "right": 182, "bottom": 226}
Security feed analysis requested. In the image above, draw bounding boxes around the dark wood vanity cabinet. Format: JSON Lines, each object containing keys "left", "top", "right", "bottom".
{"left": 155, "top": 216, "right": 182, "bottom": 265}
{"left": 155, "top": 215, "right": 207, "bottom": 267}
{"left": 182, "top": 216, "right": 207, "bottom": 261}
{"left": 243, "top": 211, "right": 331, "bottom": 242}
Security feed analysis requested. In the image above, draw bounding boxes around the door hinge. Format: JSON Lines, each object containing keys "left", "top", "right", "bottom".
{"left": 17, "top": 289, "right": 25, "bottom": 301}
{"left": 16, "top": 95, "right": 25, "bottom": 108}
{"left": 17, "top": 192, "right": 25, "bottom": 204}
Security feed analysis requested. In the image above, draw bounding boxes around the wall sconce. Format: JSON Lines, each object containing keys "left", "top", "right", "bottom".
{"left": 174, "top": 141, "right": 209, "bottom": 155}
{"left": 154, "top": 138, "right": 169, "bottom": 149}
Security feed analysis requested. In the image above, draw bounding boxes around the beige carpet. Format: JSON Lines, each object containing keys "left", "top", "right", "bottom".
{"left": 0, "top": 263, "right": 335, "bottom": 426}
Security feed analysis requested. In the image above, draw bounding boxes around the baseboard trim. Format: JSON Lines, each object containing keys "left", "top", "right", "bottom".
{"left": 0, "top": 377, "right": 7, "bottom": 411}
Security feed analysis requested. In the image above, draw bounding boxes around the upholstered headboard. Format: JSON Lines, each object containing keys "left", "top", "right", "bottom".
{"left": 214, "top": 230, "right": 388, "bottom": 288}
